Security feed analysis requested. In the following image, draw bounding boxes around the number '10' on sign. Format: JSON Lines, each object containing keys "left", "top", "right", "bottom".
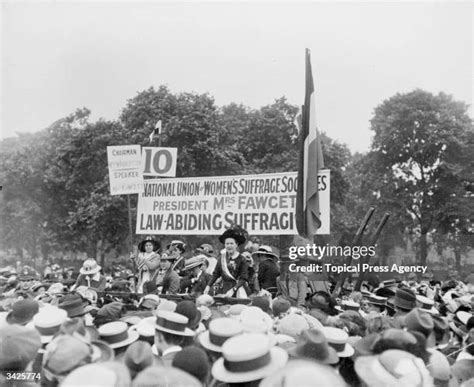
{"left": 141, "top": 147, "right": 178, "bottom": 177}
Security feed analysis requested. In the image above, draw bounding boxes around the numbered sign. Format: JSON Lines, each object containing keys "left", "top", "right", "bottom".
{"left": 141, "top": 147, "right": 178, "bottom": 177}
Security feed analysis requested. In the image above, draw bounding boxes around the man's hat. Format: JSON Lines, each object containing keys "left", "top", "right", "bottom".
{"left": 403, "top": 308, "right": 434, "bottom": 339}
{"left": 0, "top": 325, "right": 41, "bottom": 370}
{"left": 29, "top": 306, "right": 68, "bottom": 344}
{"left": 79, "top": 259, "right": 101, "bottom": 276}
{"left": 199, "top": 318, "right": 243, "bottom": 353}
{"left": 196, "top": 243, "right": 214, "bottom": 257}
{"left": 124, "top": 341, "right": 154, "bottom": 376}
{"left": 61, "top": 362, "right": 130, "bottom": 387}
{"left": 58, "top": 294, "right": 89, "bottom": 318}
{"left": 212, "top": 333, "right": 288, "bottom": 383}
{"left": 355, "top": 349, "right": 431, "bottom": 387}
{"left": 182, "top": 255, "right": 207, "bottom": 271}
{"left": 288, "top": 329, "right": 339, "bottom": 364}
{"left": 394, "top": 287, "right": 417, "bottom": 311}
{"left": 175, "top": 301, "right": 201, "bottom": 330}
{"left": 251, "top": 246, "right": 279, "bottom": 260}
{"left": 219, "top": 225, "right": 248, "bottom": 246}
{"left": 138, "top": 236, "right": 160, "bottom": 253}
{"left": 6, "top": 299, "right": 39, "bottom": 325}
{"left": 98, "top": 321, "right": 139, "bottom": 349}
{"left": 154, "top": 310, "right": 195, "bottom": 337}
{"left": 416, "top": 295, "right": 438, "bottom": 315}
{"left": 172, "top": 346, "right": 210, "bottom": 383}
{"left": 321, "top": 327, "right": 354, "bottom": 357}
{"left": 133, "top": 366, "right": 201, "bottom": 386}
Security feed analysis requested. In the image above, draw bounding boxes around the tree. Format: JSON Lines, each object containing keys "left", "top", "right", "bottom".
{"left": 366, "top": 89, "right": 473, "bottom": 265}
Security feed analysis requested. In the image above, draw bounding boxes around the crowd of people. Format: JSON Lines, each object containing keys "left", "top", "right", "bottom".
{"left": 1, "top": 225, "right": 474, "bottom": 386}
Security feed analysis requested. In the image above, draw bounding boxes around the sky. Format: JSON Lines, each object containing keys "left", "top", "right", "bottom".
{"left": 1, "top": 1, "right": 473, "bottom": 153}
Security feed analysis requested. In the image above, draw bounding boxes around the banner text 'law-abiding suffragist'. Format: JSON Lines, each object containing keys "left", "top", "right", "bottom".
{"left": 136, "top": 171, "right": 329, "bottom": 235}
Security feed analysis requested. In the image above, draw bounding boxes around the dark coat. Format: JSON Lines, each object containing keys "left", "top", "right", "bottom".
{"left": 258, "top": 258, "right": 280, "bottom": 293}
{"left": 207, "top": 253, "right": 249, "bottom": 294}
{"left": 161, "top": 270, "right": 180, "bottom": 295}
{"left": 180, "top": 271, "right": 212, "bottom": 295}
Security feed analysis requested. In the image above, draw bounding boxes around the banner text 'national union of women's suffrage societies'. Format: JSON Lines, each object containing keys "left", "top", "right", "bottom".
{"left": 136, "top": 171, "right": 330, "bottom": 235}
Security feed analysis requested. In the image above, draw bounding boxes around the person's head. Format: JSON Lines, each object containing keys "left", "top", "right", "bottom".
{"left": 225, "top": 238, "right": 238, "bottom": 254}
{"left": 144, "top": 241, "right": 154, "bottom": 253}
{"left": 160, "top": 259, "right": 172, "bottom": 270}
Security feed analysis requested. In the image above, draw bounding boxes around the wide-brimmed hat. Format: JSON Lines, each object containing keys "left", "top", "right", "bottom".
{"left": 182, "top": 255, "right": 207, "bottom": 271}
{"left": 199, "top": 318, "right": 243, "bottom": 353}
{"left": 154, "top": 310, "right": 195, "bottom": 337}
{"left": 212, "top": 333, "right": 288, "bottom": 383}
{"left": 79, "top": 259, "right": 102, "bottom": 275}
{"left": 58, "top": 294, "right": 90, "bottom": 317}
{"left": 288, "top": 329, "right": 339, "bottom": 365}
{"left": 42, "top": 335, "right": 93, "bottom": 381}
{"left": 219, "top": 225, "right": 248, "bottom": 245}
{"left": 416, "top": 295, "right": 438, "bottom": 315}
{"left": 252, "top": 245, "right": 279, "bottom": 260}
{"left": 61, "top": 362, "right": 130, "bottom": 387}
{"left": 366, "top": 294, "right": 387, "bottom": 307}
{"left": 166, "top": 240, "right": 186, "bottom": 253}
{"left": 355, "top": 349, "right": 430, "bottom": 387}
{"left": 6, "top": 299, "right": 39, "bottom": 325}
{"left": 394, "top": 287, "right": 416, "bottom": 311}
{"left": 272, "top": 298, "right": 291, "bottom": 317}
{"left": 140, "top": 294, "right": 160, "bottom": 310}
{"left": 29, "top": 306, "right": 68, "bottom": 344}
{"left": 335, "top": 300, "right": 360, "bottom": 313}
{"left": 175, "top": 300, "right": 201, "bottom": 330}
{"left": 196, "top": 243, "right": 214, "bottom": 257}
{"left": 260, "top": 359, "right": 346, "bottom": 387}
{"left": 160, "top": 251, "right": 180, "bottom": 261}
{"left": 0, "top": 324, "right": 42, "bottom": 370}
{"left": 124, "top": 341, "right": 154, "bottom": 375}
{"left": 138, "top": 236, "right": 161, "bottom": 253}
{"left": 133, "top": 366, "right": 201, "bottom": 386}
{"left": 239, "top": 306, "right": 273, "bottom": 334}
{"left": 275, "top": 314, "right": 310, "bottom": 340}
{"left": 321, "top": 327, "right": 354, "bottom": 357}
{"left": 98, "top": 321, "right": 139, "bottom": 349}
{"left": 403, "top": 308, "right": 434, "bottom": 339}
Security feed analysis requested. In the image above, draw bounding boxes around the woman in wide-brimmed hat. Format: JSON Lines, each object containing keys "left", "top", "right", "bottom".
{"left": 130, "top": 236, "right": 161, "bottom": 294}
{"left": 72, "top": 258, "right": 106, "bottom": 292}
{"left": 204, "top": 225, "right": 250, "bottom": 298}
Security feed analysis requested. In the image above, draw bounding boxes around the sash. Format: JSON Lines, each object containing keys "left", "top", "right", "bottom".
{"left": 221, "top": 253, "right": 247, "bottom": 298}
{"left": 171, "top": 256, "right": 184, "bottom": 272}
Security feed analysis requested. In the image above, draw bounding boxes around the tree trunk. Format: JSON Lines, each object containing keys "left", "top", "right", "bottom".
{"left": 419, "top": 232, "right": 428, "bottom": 265}
{"left": 454, "top": 248, "right": 462, "bottom": 272}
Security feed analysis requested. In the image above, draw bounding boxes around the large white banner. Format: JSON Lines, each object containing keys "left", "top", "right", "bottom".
{"left": 136, "top": 170, "right": 330, "bottom": 235}
{"left": 107, "top": 145, "right": 143, "bottom": 195}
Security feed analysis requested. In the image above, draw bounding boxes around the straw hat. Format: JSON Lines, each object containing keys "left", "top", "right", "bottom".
{"left": 199, "top": 318, "right": 243, "bottom": 353}
{"left": 321, "top": 327, "right": 354, "bottom": 357}
{"left": 288, "top": 329, "right": 339, "bottom": 365}
{"left": 416, "top": 295, "right": 438, "bottom": 315}
{"left": 29, "top": 306, "right": 68, "bottom": 344}
{"left": 98, "top": 321, "right": 139, "bottom": 349}
{"left": 154, "top": 310, "right": 195, "bottom": 337}
{"left": 212, "top": 333, "right": 288, "bottom": 383}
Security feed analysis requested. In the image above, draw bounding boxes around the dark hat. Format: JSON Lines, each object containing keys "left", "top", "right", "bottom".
{"left": 218, "top": 225, "right": 248, "bottom": 246}
{"left": 374, "top": 287, "right": 396, "bottom": 298}
{"left": 289, "top": 329, "right": 339, "bottom": 365}
{"left": 272, "top": 298, "right": 291, "bottom": 317}
{"left": 403, "top": 308, "right": 434, "bottom": 338}
{"left": 138, "top": 236, "right": 161, "bottom": 253}
{"left": 94, "top": 302, "right": 124, "bottom": 326}
{"left": 0, "top": 325, "right": 41, "bottom": 370}
{"left": 394, "top": 287, "right": 416, "bottom": 311}
{"left": 251, "top": 296, "right": 271, "bottom": 314}
{"left": 196, "top": 243, "right": 214, "bottom": 257}
{"left": 6, "top": 299, "right": 39, "bottom": 325}
{"left": 58, "top": 294, "right": 89, "bottom": 317}
{"left": 175, "top": 301, "right": 201, "bottom": 330}
{"left": 124, "top": 341, "right": 154, "bottom": 376}
{"left": 172, "top": 346, "right": 210, "bottom": 383}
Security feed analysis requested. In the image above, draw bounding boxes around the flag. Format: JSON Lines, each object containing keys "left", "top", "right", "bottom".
{"left": 148, "top": 120, "right": 162, "bottom": 143}
{"left": 295, "top": 49, "right": 325, "bottom": 239}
